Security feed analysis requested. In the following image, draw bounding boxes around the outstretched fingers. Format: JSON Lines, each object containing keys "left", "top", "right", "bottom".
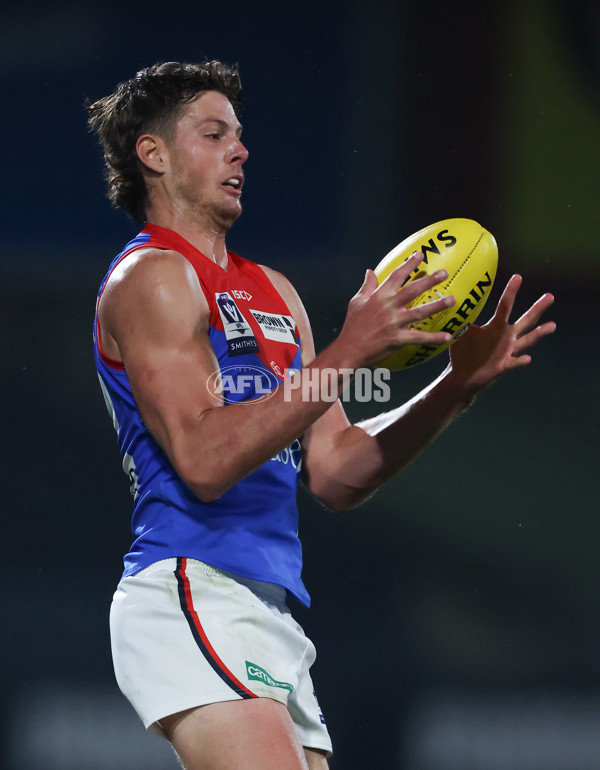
{"left": 499, "top": 289, "right": 556, "bottom": 369}
{"left": 513, "top": 292, "right": 555, "bottom": 337}
{"left": 492, "top": 273, "right": 523, "bottom": 324}
{"left": 507, "top": 287, "right": 555, "bottom": 358}
{"left": 513, "top": 319, "right": 556, "bottom": 357}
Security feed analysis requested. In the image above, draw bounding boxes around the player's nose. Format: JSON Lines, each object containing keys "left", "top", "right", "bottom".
{"left": 228, "top": 136, "right": 248, "bottom": 165}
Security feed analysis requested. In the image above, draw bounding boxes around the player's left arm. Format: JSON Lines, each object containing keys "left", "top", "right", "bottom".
{"left": 268, "top": 269, "right": 555, "bottom": 512}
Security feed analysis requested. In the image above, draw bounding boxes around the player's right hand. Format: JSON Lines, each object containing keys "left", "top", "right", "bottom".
{"left": 337, "top": 252, "right": 455, "bottom": 368}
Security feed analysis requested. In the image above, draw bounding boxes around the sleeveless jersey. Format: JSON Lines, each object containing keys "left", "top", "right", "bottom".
{"left": 94, "top": 223, "right": 309, "bottom": 606}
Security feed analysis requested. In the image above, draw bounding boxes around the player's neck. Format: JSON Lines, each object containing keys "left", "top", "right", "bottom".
{"left": 146, "top": 207, "right": 230, "bottom": 269}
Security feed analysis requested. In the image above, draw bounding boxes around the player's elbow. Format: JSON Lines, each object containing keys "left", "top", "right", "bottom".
{"left": 172, "top": 455, "right": 231, "bottom": 503}
{"left": 319, "top": 496, "right": 355, "bottom": 513}
{"left": 308, "top": 478, "right": 376, "bottom": 513}
{"left": 183, "top": 474, "right": 229, "bottom": 504}
{"left": 191, "top": 481, "right": 226, "bottom": 504}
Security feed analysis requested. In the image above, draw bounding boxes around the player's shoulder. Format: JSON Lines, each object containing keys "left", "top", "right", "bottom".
{"left": 104, "top": 247, "right": 206, "bottom": 311}
{"left": 257, "top": 262, "right": 290, "bottom": 287}
{"left": 101, "top": 246, "right": 207, "bottom": 327}
{"left": 108, "top": 246, "right": 196, "bottom": 290}
{"left": 257, "top": 263, "right": 315, "bottom": 356}
{"left": 257, "top": 264, "right": 304, "bottom": 314}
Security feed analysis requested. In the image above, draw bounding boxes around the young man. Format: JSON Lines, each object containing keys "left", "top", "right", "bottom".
{"left": 86, "top": 60, "right": 555, "bottom": 770}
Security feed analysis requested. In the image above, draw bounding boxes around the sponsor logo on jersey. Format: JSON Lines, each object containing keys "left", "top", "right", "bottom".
{"left": 123, "top": 452, "right": 140, "bottom": 499}
{"left": 249, "top": 309, "right": 297, "bottom": 345}
{"left": 99, "top": 374, "right": 140, "bottom": 498}
{"left": 271, "top": 438, "right": 302, "bottom": 473}
{"left": 270, "top": 360, "right": 284, "bottom": 377}
{"left": 231, "top": 289, "right": 252, "bottom": 301}
{"left": 216, "top": 292, "right": 259, "bottom": 356}
{"left": 245, "top": 661, "right": 294, "bottom": 692}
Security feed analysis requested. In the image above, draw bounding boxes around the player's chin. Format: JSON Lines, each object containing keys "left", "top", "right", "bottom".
{"left": 215, "top": 200, "right": 243, "bottom": 229}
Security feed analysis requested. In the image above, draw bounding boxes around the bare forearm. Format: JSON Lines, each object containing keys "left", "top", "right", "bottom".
{"left": 304, "top": 274, "right": 555, "bottom": 511}
{"left": 124, "top": 252, "right": 466, "bottom": 503}
{"left": 171, "top": 343, "right": 357, "bottom": 501}
{"left": 318, "top": 364, "right": 476, "bottom": 503}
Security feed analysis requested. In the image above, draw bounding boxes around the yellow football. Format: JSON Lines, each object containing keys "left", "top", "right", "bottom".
{"left": 374, "top": 218, "right": 498, "bottom": 369}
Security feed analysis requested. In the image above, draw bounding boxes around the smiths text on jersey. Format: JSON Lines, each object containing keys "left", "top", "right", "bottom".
{"left": 216, "top": 292, "right": 259, "bottom": 356}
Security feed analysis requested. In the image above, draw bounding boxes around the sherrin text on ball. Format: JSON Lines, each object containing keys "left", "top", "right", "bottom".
{"left": 374, "top": 218, "right": 498, "bottom": 369}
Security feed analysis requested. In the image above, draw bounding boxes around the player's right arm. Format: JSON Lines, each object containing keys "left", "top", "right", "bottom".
{"left": 98, "top": 248, "right": 453, "bottom": 502}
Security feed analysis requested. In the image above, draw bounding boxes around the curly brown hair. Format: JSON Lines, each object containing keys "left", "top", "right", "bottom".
{"left": 85, "top": 60, "right": 242, "bottom": 222}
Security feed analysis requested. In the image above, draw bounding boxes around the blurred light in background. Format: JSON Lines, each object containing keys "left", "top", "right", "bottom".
{"left": 498, "top": 0, "right": 600, "bottom": 277}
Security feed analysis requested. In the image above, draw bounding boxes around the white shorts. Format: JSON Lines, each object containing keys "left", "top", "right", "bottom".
{"left": 110, "top": 557, "right": 332, "bottom": 756}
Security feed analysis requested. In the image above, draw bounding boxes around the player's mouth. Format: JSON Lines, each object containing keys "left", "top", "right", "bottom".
{"left": 222, "top": 176, "right": 244, "bottom": 196}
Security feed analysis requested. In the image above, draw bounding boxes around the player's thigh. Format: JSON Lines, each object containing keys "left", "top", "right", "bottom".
{"left": 304, "top": 747, "right": 329, "bottom": 769}
{"left": 160, "top": 698, "right": 310, "bottom": 770}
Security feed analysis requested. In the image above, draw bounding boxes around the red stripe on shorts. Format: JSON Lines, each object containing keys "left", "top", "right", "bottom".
{"left": 175, "top": 557, "right": 257, "bottom": 699}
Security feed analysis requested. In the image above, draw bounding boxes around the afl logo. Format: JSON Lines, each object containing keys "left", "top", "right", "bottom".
{"left": 207, "top": 365, "right": 281, "bottom": 405}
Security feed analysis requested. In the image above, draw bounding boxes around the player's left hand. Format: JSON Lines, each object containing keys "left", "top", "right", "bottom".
{"left": 448, "top": 274, "right": 556, "bottom": 393}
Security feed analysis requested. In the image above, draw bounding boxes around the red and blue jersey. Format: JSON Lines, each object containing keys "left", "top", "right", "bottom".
{"left": 94, "top": 224, "right": 309, "bottom": 606}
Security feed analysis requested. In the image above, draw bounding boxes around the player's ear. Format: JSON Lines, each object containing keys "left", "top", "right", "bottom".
{"left": 136, "top": 134, "right": 168, "bottom": 174}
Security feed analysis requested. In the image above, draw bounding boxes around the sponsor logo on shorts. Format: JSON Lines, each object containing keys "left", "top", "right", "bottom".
{"left": 245, "top": 661, "right": 294, "bottom": 692}
{"left": 314, "top": 690, "right": 326, "bottom": 724}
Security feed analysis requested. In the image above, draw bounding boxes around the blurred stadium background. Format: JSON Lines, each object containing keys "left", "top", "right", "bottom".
{"left": 1, "top": 0, "right": 598, "bottom": 767}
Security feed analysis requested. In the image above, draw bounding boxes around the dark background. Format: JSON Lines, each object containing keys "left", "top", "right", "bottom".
{"left": 2, "top": 1, "right": 598, "bottom": 768}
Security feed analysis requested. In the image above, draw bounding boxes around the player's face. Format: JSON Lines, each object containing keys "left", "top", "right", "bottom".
{"left": 166, "top": 90, "right": 248, "bottom": 231}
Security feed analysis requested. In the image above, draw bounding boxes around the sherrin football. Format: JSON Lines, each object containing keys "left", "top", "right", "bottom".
{"left": 374, "top": 218, "right": 498, "bottom": 370}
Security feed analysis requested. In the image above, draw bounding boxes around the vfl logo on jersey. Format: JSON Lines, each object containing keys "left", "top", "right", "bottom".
{"left": 249, "top": 310, "right": 297, "bottom": 345}
{"left": 216, "top": 292, "right": 259, "bottom": 356}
